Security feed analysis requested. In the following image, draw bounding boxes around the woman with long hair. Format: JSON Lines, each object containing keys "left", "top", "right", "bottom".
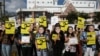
{"left": 51, "top": 23, "right": 65, "bottom": 56}
{"left": 64, "top": 26, "right": 78, "bottom": 56}
{"left": 1, "top": 24, "right": 14, "bottom": 56}
{"left": 74, "top": 25, "right": 83, "bottom": 56}
{"left": 80, "top": 25, "right": 97, "bottom": 56}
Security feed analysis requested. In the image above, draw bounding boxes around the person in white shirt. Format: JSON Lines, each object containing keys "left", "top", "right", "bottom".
{"left": 64, "top": 26, "right": 78, "bottom": 56}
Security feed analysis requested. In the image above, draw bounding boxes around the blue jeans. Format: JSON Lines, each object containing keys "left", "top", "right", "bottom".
{"left": 2, "top": 44, "right": 11, "bottom": 56}
{"left": 37, "top": 50, "right": 48, "bottom": 56}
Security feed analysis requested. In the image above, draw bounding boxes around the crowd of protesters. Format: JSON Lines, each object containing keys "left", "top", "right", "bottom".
{"left": 0, "top": 20, "right": 100, "bottom": 56}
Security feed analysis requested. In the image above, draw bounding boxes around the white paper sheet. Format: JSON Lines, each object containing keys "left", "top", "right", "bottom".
{"left": 21, "top": 36, "right": 30, "bottom": 43}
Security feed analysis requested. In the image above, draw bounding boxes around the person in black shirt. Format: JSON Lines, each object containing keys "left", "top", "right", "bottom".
{"left": 0, "top": 22, "right": 3, "bottom": 56}
{"left": 29, "top": 23, "right": 37, "bottom": 56}
{"left": 51, "top": 23, "right": 65, "bottom": 56}
{"left": 15, "top": 26, "right": 22, "bottom": 56}
{"left": 97, "top": 25, "right": 100, "bottom": 56}
{"left": 1, "top": 33, "right": 14, "bottom": 56}
{"left": 0, "top": 30, "right": 3, "bottom": 56}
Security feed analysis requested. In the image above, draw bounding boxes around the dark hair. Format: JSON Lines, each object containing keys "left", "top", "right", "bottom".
{"left": 55, "top": 23, "right": 60, "bottom": 27}
{"left": 85, "top": 25, "right": 95, "bottom": 32}
{"left": 66, "top": 26, "right": 74, "bottom": 37}
{"left": 52, "top": 23, "right": 61, "bottom": 34}
{"left": 46, "top": 29, "right": 50, "bottom": 33}
{"left": 98, "top": 25, "right": 100, "bottom": 30}
{"left": 74, "top": 25, "right": 80, "bottom": 31}
{"left": 54, "top": 23, "right": 60, "bottom": 30}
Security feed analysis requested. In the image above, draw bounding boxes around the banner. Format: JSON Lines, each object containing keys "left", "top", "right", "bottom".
{"left": 87, "top": 32, "right": 96, "bottom": 45}
{"left": 21, "top": 22, "right": 30, "bottom": 34}
{"left": 77, "top": 17, "right": 85, "bottom": 29}
{"left": 52, "top": 34, "right": 58, "bottom": 40}
{"left": 5, "top": 21, "right": 15, "bottom": 34}
{"left": 60, "top": 20, "right": 68, "bottom": 31}
{"left": 39, "top": 16, "right": 47, "bottom": 27}
{"left": 36, "top": 37, "right": 47, "bottom": 49}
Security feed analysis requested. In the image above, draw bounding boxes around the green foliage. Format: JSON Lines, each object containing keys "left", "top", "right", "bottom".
{"left": 0, "top": 16, "right": 8, "bottom": 22}
{"left": 94, "top": 12, "right": 100, "bottom": 23}
{"left": 78, "top": 12, "right": 89, "bottom": 19}
{"left": 66, "top": 11, "right": 78, "bottom": 24}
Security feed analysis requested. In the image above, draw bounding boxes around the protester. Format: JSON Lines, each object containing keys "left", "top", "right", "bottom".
{"left": 18, "top": 23, "right": 34, "bottom": 56}
{"left": 63, "top": 26, "right": 78, "bottom": 56}
{"left": 29, "top": 23, "right": 37, "bottom": 56}
{"left": 46, "top": 29, "right": 53, "bottom": 56}
{"left": 1, "top": 24, "right": 14, "bottom": 56}
{"left": 74, "top": 25, "right": 83, "bottom": 56}
{"left": 0, "top": 31, "right": 2, "bottom": 56}
{"left": 97, "top": 25, "right": 100, "bottom": 56}
{"left": 80, "top": 25, "right": 97, "bottom": 56}
{"left": 51, "top": 23, "right": 65, "bottom": 56}
{"left": 15, "top": 26, "right": 22, "bottom": 56}
{"left": 0, "top": 22, "right": 3, "bottom": 56}
{"left": 35, "top": 25, "right": 49, "bottom": 56}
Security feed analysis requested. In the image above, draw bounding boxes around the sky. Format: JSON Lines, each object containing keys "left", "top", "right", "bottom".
{"left": 0, "top": 0, "right": 64, "bottom": 12}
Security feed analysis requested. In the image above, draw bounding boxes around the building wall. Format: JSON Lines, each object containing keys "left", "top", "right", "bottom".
{"left": 27, "top": 0, "right": 59, "bottom": 9}
{"left": 97, "top": 0, "right": 100, "bottom": 9}
{"left": 64, "top": 0, "right": 97, "bottom": 13}
{"left": 73, "top": 0, "right": 96, "bottom": 13}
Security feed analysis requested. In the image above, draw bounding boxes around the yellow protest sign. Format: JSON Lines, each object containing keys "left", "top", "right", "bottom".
{"left": 21, "top": 22, "right": 30, "bottom": 34}
{"left": 52, "top": 34, "right": 58, "bottom": 40}
{"left": 77, "top": 17, "right": 85, "bottom": 29}
{"left": 60, "top": 20, "right": 68, "bottom": 31}
{"left": 36, "top": 37, "right": 47, "bottom": 49}
{"left": 30, "top": 18, "right": 34, "bottom": 23}
{"left": 36, "top": 18, "right": 40, "bottom": 23}
{"left": 39, "top": 16, "right": 47, "bottom": 27}
{"left": 5, "top": 21, "right": 15, "bottom": 34}
{"left": 87, "top": 32, "right": 96, "bottom": 45}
